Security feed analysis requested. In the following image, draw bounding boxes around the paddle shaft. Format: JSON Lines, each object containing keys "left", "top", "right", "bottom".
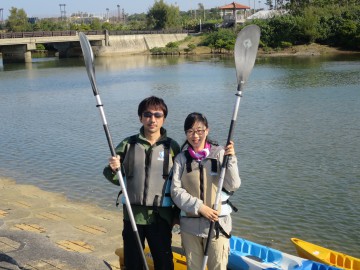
{"left": 201, "top": 82, "right": 243, "bottom": 270}
{"left": 79, "top": 33, "right": 149, "bottom": 270}
{"left": 94, "top": 94, "right": 149, "bottom": 269}
{"left": 201, "top": 25, "right": 260, "bottom": 270}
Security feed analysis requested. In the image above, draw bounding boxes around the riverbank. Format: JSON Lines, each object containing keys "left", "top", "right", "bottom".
{"left": 0, "top": 177, "right": 181, "bottom": 269}
{"left": 179, "top": 35, "right": 360, "bottom": 56}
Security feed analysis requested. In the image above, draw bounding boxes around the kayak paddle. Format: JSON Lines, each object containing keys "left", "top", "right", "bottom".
{"left": 201, "top": 24, "right": 261, "bottom": 270}
{"left": 78, "top": 32, "right": 149, "bottom": 270}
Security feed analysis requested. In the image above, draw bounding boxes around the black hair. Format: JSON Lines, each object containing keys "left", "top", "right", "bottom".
{"left": 183, "top": 112, "right": 209, "bottom": 132}
{"left": 181, "top": 112, "right": 217, "bottom": 150}
{"left": 138, "top": 96, "right": 168, "bottom": 118}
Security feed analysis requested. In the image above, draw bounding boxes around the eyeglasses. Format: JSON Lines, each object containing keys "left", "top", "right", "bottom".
{"left": 186, "top": 129, "right": 206, "bottom": 136}
{"left": 142, "top": 111, "right": 164, "bottom": 118}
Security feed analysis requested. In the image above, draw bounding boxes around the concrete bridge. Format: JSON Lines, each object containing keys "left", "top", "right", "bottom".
{"left": 0, "top": 30, "right": 189, "bottom": 64}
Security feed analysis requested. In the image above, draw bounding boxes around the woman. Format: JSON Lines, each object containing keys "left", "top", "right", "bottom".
{"left": 171, "top": 112, "right": 241, "bottom": 270}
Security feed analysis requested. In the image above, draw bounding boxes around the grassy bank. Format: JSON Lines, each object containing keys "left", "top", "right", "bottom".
{"left": 176, "top": 35, "right": 360, "bottom": 56}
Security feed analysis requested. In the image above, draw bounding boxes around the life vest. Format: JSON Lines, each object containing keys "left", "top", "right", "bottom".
{"left": 116, "top": 135, "right": 174, "bottom": 207}
{"left": 180, "top": 146, "right": 238, "bottom": 217}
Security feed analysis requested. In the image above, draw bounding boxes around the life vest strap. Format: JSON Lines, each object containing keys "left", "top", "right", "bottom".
{"left": 215, "top": 221, "right": 231, "bottom": 239}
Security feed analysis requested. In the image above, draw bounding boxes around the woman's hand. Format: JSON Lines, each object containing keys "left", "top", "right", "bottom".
{"left": 108, "top": 155, "right": 120, "bottom": 172}
{"left": 225, "top": 141, "right": 236, "bottom": 156}
{"left": 198, "top": 204, "right": 219, "bottom": 222}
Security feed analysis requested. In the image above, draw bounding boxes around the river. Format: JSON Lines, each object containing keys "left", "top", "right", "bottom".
{"left": 0, "top": 53, "right": 359, "bottom": 257}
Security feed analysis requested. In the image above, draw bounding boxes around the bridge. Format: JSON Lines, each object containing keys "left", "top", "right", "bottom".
{"left": 0, "top": 30, "right": 189, "bottom": 64}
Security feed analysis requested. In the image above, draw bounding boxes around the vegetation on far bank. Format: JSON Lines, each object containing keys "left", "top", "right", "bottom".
{"left": 2, "top": 0, "right": 360, "bottom": 54}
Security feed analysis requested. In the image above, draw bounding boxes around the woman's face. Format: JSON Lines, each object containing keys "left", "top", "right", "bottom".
{"left": 185, "top": 121, "right": 209, "bottom": 151}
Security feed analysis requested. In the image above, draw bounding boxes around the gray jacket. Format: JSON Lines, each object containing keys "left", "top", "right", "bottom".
{"left": 170, "top": 144, "right": 241, "bottom": 237}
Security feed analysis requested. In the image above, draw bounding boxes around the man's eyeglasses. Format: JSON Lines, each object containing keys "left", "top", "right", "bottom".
{"left": 186, "top": 129, "right": 206, "bottom": 136}
{"left": 142, "top": 111, "right": 164, "bottom": 118}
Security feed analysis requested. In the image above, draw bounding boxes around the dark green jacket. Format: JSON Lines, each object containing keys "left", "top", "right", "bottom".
{"left": 103, "top": 127, "right": 180, "bottom": 225}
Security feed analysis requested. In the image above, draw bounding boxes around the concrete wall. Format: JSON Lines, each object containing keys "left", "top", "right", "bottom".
{"left": 98, "top": 33, "right": 188, "bottom": 56}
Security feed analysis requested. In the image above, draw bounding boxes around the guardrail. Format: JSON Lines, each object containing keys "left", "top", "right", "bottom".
{"left": 0, "top": 29, "right": 193, "bottom": 39}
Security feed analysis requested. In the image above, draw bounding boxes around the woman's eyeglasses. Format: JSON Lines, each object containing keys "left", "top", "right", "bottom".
{"left": 186, "top": 129, "right": 206, "bottom": 136}
{"left": 142, "top": 111, "right": 164, "bottom": 118}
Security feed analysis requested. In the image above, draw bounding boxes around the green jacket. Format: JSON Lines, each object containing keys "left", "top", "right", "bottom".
{"left": 103, "top": 127, "right": 180, "bottom": 225}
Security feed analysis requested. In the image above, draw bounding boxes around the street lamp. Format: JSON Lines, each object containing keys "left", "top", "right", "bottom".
{"left": 106, "top": 8, "right": 109, "bottom": 22}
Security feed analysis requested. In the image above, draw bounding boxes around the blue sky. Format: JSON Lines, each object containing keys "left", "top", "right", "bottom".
{"left": 1, "top": 0, "right": 266, "bottom": 20}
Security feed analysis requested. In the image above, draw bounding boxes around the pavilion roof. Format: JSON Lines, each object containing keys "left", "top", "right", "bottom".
{"left": 218, "top": 2, "right": 250, "bottom": 10}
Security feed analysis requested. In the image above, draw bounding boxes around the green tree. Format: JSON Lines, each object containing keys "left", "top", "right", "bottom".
{"left": 202, "top": 28, "right": 236, "bottom": 53}
{"left": 90, "top": 18, "right": 102, "bottom": 30}
{"left": 147, "top": 0, "right": 181, "bottom": 30}
{"left": 6, "top": 7, "right": 30, "bottom": 31}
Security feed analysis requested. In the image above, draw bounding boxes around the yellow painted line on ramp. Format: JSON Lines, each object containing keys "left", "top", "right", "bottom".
{"left": 75, "top": 225, "right": 107, "bottom": 235}
{"left": 37, "top": 211, "right": 65, "bottom": 221}
{"left": 56, "top": 240, "right": 94, "bottom": 253}
{"left": 13, "top": 223, "right": 46, "bottom": 233}
{"left": 0, "top": 209, "right": 8, "bottom": 218}
{"left": 24, "top": 259, "right": 67, "bottom": 269}
{"left": 0, "top": 236, "right": 21, "bottom": 252}
{"left": 13, "top": 201, "right": 31, "bottom": 208}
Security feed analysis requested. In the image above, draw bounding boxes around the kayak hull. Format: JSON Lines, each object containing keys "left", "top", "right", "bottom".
{"left": 228, "top": 236, "right": 342, "bottom": 270}
{"left": 291, "top": 238, "right": 360, "bottom": 270}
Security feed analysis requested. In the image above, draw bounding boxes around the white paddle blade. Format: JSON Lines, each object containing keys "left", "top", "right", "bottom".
{"left": 79, "top": 32, "right": 98, "bottom": 96}
{"left": 234, "top": 25, "right": 261, "bottom": 84}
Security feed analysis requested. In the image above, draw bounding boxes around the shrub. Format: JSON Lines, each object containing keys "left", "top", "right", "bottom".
{"left": 36, "top": 44, "right": 46, "bottom": 50}
{"left": 280, "top": 41, "right": 293, "bottom": 48}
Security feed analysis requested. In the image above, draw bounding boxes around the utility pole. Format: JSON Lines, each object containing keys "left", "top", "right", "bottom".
{"left": 106, "top": 8, "right": 109, "bottom": 22}
{"left": 59, "top": 4, "right": 66, "bottom": 20}
{"left": 0, "top": 8, "right": 3, "bottom": 25}
{"left": 117, "top": 4, "right": 120, "bottom": 22}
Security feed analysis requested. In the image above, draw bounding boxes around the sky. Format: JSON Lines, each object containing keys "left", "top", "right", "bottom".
{"left": 0, "top": 0, "right": 266, "bottom": 20}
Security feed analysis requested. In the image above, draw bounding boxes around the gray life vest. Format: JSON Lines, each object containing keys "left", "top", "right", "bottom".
{"left": 117, "top": 135, "right": 174, "bottom": 207}
{"left": 181, "top": 147, "right": 238, "bottom": 217}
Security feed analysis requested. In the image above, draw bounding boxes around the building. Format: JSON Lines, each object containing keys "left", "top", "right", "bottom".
{"left": 218, "top": 2, "right": 250, "bottom": 26}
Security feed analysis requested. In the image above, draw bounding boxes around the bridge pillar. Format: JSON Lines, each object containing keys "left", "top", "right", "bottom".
{"left": 1, "top": 44, "right": 34, "bottom": 64}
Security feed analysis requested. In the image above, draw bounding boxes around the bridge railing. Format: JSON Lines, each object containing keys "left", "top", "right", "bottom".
{"left": 0, "top": 29, "right": 193, "bottom": 39}
{"left": 108, "top": 29, "right": 192, "bottom": 35}
{"left": 0, "top": 30, "right": 103, "bottom": 39}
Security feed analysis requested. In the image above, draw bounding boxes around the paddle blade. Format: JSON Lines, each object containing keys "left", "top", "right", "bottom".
{"left": 234, "top": 25, "right": 261, "bottom": 85}
{"left": 79, "top": 32, "right": 98, "bottom": 96}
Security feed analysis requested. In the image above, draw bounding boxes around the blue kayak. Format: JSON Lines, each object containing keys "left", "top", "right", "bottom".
{"left": 228, "top": 236, "right": 342, "bottom": 270}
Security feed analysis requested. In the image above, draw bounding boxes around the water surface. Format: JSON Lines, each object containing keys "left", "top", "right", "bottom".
{"left": 1, "top": 53, "right": 359, "bottom": 257}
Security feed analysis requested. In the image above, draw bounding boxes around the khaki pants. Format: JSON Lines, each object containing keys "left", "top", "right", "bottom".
{"left": 181, "top": 231, "right": 229, "bottom": 270}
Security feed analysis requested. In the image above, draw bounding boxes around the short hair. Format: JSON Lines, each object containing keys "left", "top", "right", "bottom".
{"left": 183, "top": 112, "right": 209, "bottom": 132}
{"left": 138, "top": 96, "right": 168, "bottom": 118}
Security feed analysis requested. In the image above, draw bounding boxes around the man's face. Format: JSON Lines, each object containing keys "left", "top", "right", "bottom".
{"left": 139, "top": 106, "right": 165, "bottom": 135}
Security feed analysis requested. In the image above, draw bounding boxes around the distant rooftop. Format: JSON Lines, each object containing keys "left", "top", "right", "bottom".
{"left": 218, "top": 2, "right": 250, "bottom": 10}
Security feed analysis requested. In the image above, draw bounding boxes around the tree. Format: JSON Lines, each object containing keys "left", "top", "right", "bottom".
{"left": 202, "top": 28, "right": 237, "bottom": 53}
{"left": 198, "top": 3, "right": 205, "bottom": 21}
{"left": 6, "top": 7, "right": 30, "bottom": 31}
{"left": 147, "top": 0, "right": 181, "bottom": 30}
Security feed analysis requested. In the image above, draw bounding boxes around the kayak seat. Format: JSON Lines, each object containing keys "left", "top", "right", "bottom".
{"left": 229, "top": 236, "right": 281, "bottom": 263}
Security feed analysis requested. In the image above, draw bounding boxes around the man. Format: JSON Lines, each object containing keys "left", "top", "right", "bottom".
{"left": 103, "top": 96, "right": 180, "bottom": 270}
